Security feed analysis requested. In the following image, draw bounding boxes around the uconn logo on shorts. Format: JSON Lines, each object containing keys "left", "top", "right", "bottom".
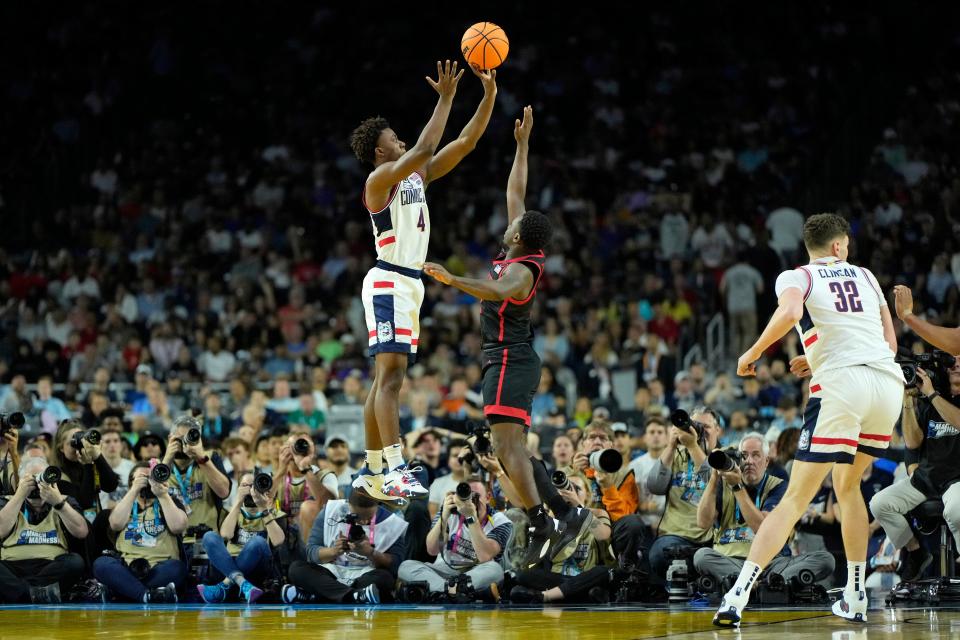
{"left": 798, "top": 428, "right": 811, "bottom": 451}
{"left": 377, "top": 321, "right": 394, "bottom": 343}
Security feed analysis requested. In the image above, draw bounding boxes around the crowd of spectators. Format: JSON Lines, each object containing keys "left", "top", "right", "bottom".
{"left": 0, "top": 0, "right": 958, "bottom": 606}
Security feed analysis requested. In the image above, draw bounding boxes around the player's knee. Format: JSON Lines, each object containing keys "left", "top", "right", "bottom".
{"left": 490, "top": 425, "right": 523, "bottom": 452}
{"left": 377, "top": 366, "right": 405, "bottom": 395}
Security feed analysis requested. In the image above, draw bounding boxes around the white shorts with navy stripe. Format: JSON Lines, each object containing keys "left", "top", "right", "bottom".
{"left": 362, "top": 263, "right": 424, "bottom": 362}
{"left": 795, "top": 364, "right": 903, "bottom": 464}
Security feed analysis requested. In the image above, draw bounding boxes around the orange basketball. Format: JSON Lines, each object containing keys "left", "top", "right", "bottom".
{"left": 461, "top": 22, "right": 509, "bottom": 71}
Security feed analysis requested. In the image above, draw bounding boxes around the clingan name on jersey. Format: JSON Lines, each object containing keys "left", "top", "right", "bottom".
{"left": 816, "top": 267, "right": 859, "bottom": 279}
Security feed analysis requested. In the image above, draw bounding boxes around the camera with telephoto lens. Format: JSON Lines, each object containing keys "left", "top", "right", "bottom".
{"left": 253, "top": 472, "right": 273, "bottom": 494}
{"left": 0, "top": 412, "right": 25, "bottom": 436}
{"left": 182, "top": 427, "right": 201, "bottom": 446}
{"left": 451, "top": 481, "right": 480, "bottom": 515}
{"left": 70, "top": 428, "right": 101, "bottom": 451}
{"left": 588, "top": 448, "right": 623, "bottom": 473}
{"left": 150, "top": 463, "right": 171, "bottom": 483}
{"left": 708, "top": 447, "right": 743, "bottom": 473}
{"left": 293, "top": 437, "right": 311, "bottom": 456}
{"left": 35, "top": 466, "right": 62, "bottom": 486}
{"left": 670, "top": 409, "right": 704, "bottom": 438}
{"left": 552, "top": 470, "right": 572, "bottom": 492}
{"left": 466, "top": 421, "right": 492, "bottom": 456}
{"left": 897, "top": 349, "right": 955, "bottom": 394}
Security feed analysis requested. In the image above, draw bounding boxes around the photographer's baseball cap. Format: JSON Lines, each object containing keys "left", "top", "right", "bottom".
{"left": 135, "top": 364, "right": 153, "bottom": 377}
{"left": 326, "top": 435, "right": 353, "bottom": 450}
{"left": 611, "top": 422, "right": 629, "bottom": 435}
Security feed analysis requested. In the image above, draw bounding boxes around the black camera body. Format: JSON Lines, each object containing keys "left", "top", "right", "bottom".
{"left": 708, "top": 447, "right": 743, "bottom": 473}
{"left": 898, "top": 349, "right": 955, "bottom": 394}
{"left": 670, "top": 409, "right": 704, "bottom": 438}
{"left": 70, "top": 429, "right": 101, "bottom": 451}
{"left": 0, "top": 412, "right": 25, "bottom": 435}
{"left": 342, "top": 512, "right": 367, "bottom": 543}
{"left": 466, "top": 421, "right": 492, "bottom": 456}
{"left": 398, "top": 581, "right": 430, "bottom": 604}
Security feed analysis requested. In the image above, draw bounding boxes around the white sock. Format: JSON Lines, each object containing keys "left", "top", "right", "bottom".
{"left": 366, "top": 450, "right": 383, "bottom": 474}
{"left": 846, "top": 561, "right": 865, "bottom": 593}
{"left": 383, "top": 443, "right": 405, "bottom": 471}
{"left": 731, "top": 560, "right": 762, "bottom": 597}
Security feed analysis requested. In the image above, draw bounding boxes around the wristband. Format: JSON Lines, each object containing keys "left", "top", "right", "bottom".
{"left": 196, "top": 455, "right": 210, "bottom": 465}
{"left": 464, "top": 516, "right": 477, "bottom": 526}
{"left": 926, "top": 391, "right": 940, "bottom": 402}
{"left": 53, "top": 499, "right": 67, "bottom": 511}
{"left": 729, "top": 484, "right": 743, "bottom": 493}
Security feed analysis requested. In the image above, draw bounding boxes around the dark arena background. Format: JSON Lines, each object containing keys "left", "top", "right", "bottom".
{"left": 1, "top": 1, "right": 960, "bottom": 638}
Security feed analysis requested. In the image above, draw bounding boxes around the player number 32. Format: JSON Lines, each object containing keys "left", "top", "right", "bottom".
{"left": 829, "top": 280, "right": 863, "bottom": 313}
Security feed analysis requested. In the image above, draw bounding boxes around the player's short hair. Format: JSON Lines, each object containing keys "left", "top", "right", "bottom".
{"left": 349, "top": 116, "right": 391, "bottom": 165}
{"left": 518, "top": 210, "right": 552, "bottom": 251}
{"left": 803, "top": 213, "right": 850, "bottom": 252}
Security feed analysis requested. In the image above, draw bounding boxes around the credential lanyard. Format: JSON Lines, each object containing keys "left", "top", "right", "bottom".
{"left": 735, "top": 474, "right": 766, "bottom": 524}
{"left": 171, "top": 464, "right": 195, "bottom": 506}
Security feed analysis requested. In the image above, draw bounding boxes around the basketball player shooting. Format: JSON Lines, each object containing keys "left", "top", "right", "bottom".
{"left": 348, "top": 60, "right": 498, "bottom": 502}
{"left": 713, "top": 213, "right": 904, "bottom": 627}
{"left": 424, "top": 107, "right": 593, "bottom": 568}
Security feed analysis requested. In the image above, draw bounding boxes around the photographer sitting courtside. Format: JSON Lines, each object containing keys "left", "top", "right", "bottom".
{"left": 647, "top": 407, "right": 723, "bottom": 579}
{"left": 94, "top": 461, "right": 189, "bottom": 602}
{"left": 694, "top": 433, "right": 835, "bottom": 588}
{"left": 54, "top": 418, "right": 120, "bottom": 520}
{"left": 511, "top": 474, "right": 615, "bottom": 604}
{"left": 870, "top": 356, "right": 960, "bottom": 580}
{"left": 198, "top": 472, "right": 286, "bottom": 604}
{"left": 571, "top": 420, "right": 647, "bottom": 567}
{"left": 163, "top": 415, "right": 231, "bottom": 541}
{"left": 398, "top": 478, "right": 512, "bottom": 600}
{"left": 282, "top": 490, "right": 408, "bottom": 604}
{"left": 0, "top": 457, "right": 88, "bottom": 603}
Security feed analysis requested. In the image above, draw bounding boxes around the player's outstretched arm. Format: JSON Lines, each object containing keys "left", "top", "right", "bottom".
{"left": 737, "top": 288, "right": 804, "bottom": 376}
{"left": 894, "top": 284, "right": 960, "bottom": 354}
{"left": 422, "top": 67, "right": 498, "bottom": 186}
{"left": 423, "top": 261, "right": 532, "bottom": 302}
{"left": 366, "top": 60, "right": 464, "bottom": 195}
{"left": 507, "top": 105, "right": 532, "bottom": 224}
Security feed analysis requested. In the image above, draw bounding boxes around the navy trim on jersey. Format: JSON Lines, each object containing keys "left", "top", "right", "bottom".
{"left": 799, "top": 304, "right": 815, "bottom": 333}
{"left": 802, "top": 397, "right": 821, "bottom": 433}
{"left": 371, "top": 208, "right": 393, "bottom": 235}
{"left": 376, "top": 260, "right": 422, "bottom": 279}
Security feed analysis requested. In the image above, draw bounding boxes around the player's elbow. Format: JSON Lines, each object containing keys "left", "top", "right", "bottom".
{"left": 783, "top": 302, "right": 803, "bottom": 324}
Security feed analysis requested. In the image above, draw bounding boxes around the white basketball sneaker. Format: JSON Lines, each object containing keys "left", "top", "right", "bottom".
{"left": 713, "top": 586, "right": 749, "bottom": 628}
{"left": 832, "top": 590, "right": 868, "bottom": 623}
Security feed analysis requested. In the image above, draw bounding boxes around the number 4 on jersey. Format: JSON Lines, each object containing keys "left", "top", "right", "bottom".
{"left": 417, "top": 208, "right": 426, "bottom": 232}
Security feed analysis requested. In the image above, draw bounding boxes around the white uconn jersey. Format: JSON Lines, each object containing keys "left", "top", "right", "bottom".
{"left": 362, "top": 170, "right": 429, "bottom": 270}
{"left": 775, "top": 257, "right": 902, "bottom": 380}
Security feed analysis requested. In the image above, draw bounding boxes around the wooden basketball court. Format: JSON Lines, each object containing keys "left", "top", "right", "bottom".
{"left": 0, "top": 603, "right": 953, "bottom": 639}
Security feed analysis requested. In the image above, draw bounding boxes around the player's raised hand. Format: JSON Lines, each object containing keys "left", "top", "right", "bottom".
{"left": 737, "top": 352, "right": 758, "bottom": 377}
{"left": 426, "top": 60, "right": 464, "bottom": 100}
{"left": 514, "top": 105, "right": 533, "bottom": 144}
{"left": 470, "top": 65, "right": 497, "bottom": 93}
{"left": 893, "top": 285, "right": 914, "bottom": 320}
{"left": 423, "top": 262, "right": 453, "bottom": 285}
